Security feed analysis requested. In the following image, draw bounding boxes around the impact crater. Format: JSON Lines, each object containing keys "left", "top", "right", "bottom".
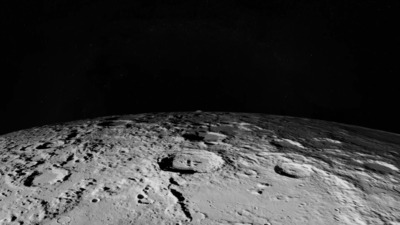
{"left": 158, "top": 150, "right": 224, "bottom": 174}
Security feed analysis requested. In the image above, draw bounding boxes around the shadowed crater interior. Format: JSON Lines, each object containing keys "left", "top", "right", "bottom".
{"left": 182, "top": 133, "right": 204, "bottom": 142}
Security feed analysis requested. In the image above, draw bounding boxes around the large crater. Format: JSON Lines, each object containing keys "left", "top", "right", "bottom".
{"left": 158, "top": 150, "right": 225, "bottom": 174}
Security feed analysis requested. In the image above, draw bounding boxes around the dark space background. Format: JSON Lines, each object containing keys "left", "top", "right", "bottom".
{"left": 1, "top": 0, "right": 399, "bottom": 135}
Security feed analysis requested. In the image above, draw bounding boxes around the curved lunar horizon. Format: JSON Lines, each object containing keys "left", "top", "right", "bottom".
{"left": 0, "top": 111, "right": 399, "bottom": 224}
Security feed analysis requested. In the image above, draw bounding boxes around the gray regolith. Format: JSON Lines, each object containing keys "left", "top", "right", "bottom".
{"left": 0, "top": 111, "right": 399, "bottom": 225}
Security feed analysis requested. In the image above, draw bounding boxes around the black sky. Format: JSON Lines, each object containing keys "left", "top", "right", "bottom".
{"left": 1, "top": 0, "right": 399, "bottom": 135}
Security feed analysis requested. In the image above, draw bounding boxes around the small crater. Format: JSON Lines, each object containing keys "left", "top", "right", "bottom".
{"left": 143, "top": 185, "right": 151, "bottom": 193}
{"left": 298, "top": 202, "right": 307, "bottom": 207}
{"left": 65, "top": 130, "right": 79, "bottom": 141}
{"left": 23, "top": 171, "right": 41, "bottom": 187}
{"left": 0, "top": 190, "right": 11, "bottom": 198}
{"left": 57, "top": 216, "right": 71, "bottom": 225}
{"left": 243, "top": 169, "right": 258, "bottom": 176}
{"left": 36, "top": 142, "right": 53, "bottom": 149}
{"left": 103, "top": 187, "right": 110, "bottom": 191}
{"left": 257, "top": 183, "right": 271, "bottom": 188}
{"left": 138, "top": 196, "right": 154, "bottom": 205}
{"left": 276, "top": 195, "right": 286, "bottom": 200}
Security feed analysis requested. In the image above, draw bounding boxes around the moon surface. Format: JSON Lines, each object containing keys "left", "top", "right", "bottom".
{"left": 0, "top": 111, "right": 399, "bottom": 225}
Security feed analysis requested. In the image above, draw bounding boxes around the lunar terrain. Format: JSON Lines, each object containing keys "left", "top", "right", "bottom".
{"left": 0, "top": 111, "right": 399, "bottom": 225}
